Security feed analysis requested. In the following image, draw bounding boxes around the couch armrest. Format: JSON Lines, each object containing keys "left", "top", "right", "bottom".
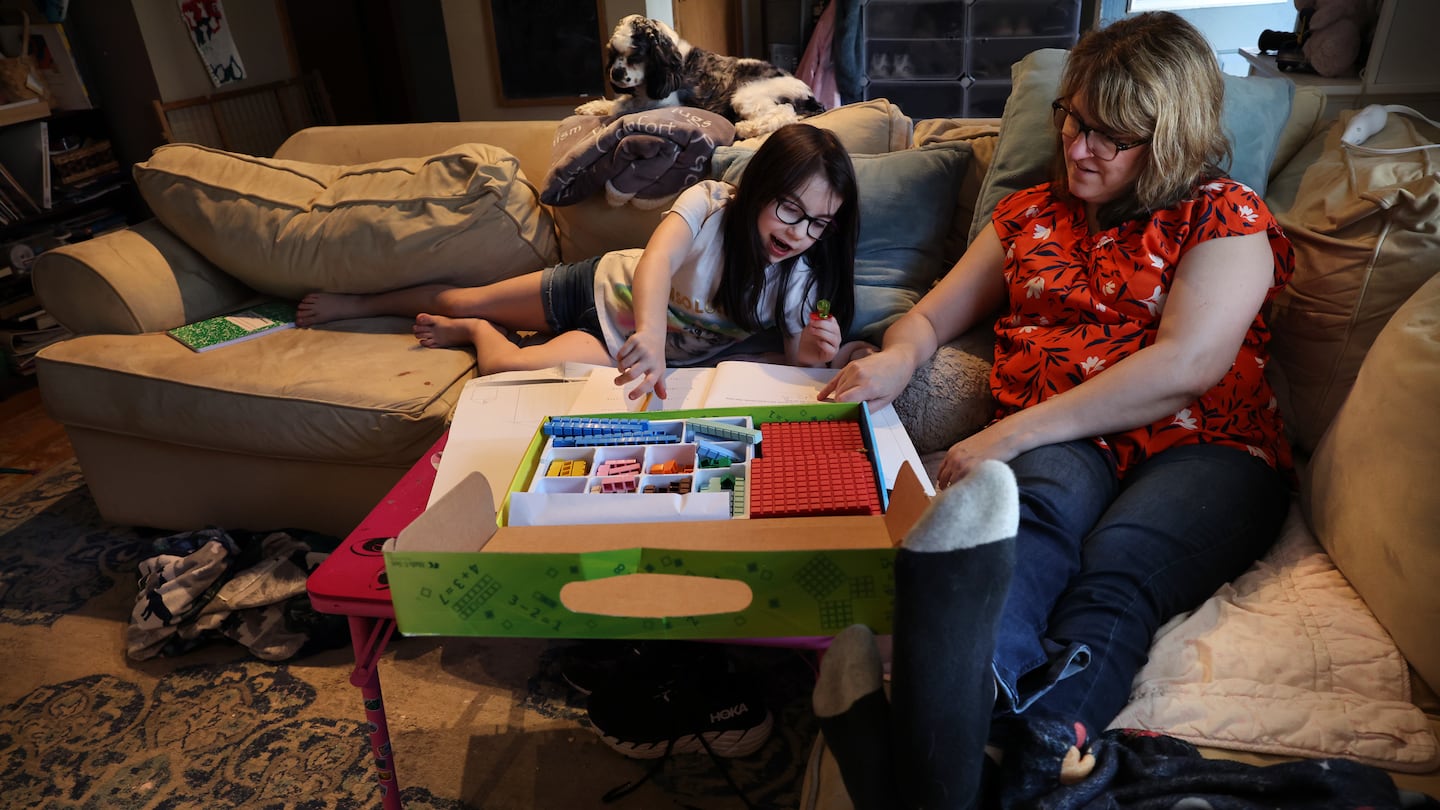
{"left": 33, "top": 219, "right": 256, "bottom": 335}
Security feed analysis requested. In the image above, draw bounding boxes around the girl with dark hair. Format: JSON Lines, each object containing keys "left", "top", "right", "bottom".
{"left": 296, "top": 123, "right": 861, "bottom": 400}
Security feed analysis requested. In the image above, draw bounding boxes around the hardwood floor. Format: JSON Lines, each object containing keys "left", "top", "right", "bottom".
{"left": 0, "top": 381, "right": 76, "bottom": 502}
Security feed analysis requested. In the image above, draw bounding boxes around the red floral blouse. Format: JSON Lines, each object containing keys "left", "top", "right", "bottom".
{"left": 988, "top": 180, "right": 1295, "bottom": 477}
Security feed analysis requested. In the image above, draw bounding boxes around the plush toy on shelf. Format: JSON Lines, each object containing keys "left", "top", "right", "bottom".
{"left": 1293, "top": 0, "right": 1374, "bottom": 78}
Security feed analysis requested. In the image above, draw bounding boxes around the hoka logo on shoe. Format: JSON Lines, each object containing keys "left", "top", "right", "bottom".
{"left": 710, "top": 702, "right": 749, "bottom": 723}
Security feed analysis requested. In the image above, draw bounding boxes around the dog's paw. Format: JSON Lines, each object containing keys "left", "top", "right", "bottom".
{"left": 575, "top": 99, "right": 614, "bottom": 117}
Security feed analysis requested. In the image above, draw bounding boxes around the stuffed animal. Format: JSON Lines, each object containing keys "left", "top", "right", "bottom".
{"left": 1293, "top": 0, "right": 1373, "bottom": 78}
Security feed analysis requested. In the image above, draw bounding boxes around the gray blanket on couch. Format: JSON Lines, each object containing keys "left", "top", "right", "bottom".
{"left": 540, "top": 107, "right": 735, "bottom": 208}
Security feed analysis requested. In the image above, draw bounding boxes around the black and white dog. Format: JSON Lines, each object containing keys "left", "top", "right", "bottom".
{"left": 576, "top": 15, "right": 825, "bottom": 139}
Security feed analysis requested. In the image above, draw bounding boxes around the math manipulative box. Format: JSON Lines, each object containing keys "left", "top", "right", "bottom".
{"left": 383, "top": 402, "right": 927, "bottom": 641}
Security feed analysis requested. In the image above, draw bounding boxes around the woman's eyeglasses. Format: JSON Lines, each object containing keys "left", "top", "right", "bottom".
{"left": 774, "top": 198, "right": 832, "bottom": 240}
{"left": 1051, "top": 100, "right": 1150, "bottom": 161}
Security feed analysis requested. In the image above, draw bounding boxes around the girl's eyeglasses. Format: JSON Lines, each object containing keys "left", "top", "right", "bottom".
{"left": 1051, "top": 100, "right": 1150, "bottom": 161}
{"left": 774, "top": 198, "right": 832, "bottom": 240}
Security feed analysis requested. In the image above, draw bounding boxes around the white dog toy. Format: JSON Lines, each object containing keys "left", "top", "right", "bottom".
{"left": 1340, "top": 104, "right": 1440, "bottom": 154}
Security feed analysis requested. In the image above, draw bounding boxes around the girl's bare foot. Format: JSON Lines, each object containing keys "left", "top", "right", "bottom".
{"left": 413, "top": 313, "right": 510, "bottom": 349}
{"left": 296, "top": 292, "right": 373, "bottom": 327}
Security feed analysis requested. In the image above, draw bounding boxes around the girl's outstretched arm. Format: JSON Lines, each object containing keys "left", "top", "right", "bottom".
{"left": 614, "top": 213, "right": 695, "bottom": 401}
{"left": 821, "top": 225, "right": 1007, "bottom": 407}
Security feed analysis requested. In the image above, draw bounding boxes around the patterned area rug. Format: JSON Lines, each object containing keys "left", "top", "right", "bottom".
{"left": 0, "top": 462, "right": 821, "bottom": 809}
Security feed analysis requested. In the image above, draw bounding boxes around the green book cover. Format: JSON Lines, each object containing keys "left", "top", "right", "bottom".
{"left": 167, "top": 302, "right": 297, "bottom": 353}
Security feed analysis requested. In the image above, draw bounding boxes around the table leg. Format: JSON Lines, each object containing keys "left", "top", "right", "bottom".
{"left": 349, "top": 614, "right": 403, "bottom": 810}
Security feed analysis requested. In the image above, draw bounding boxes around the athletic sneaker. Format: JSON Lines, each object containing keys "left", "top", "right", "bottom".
{"left": 586, "top": 669, "right": 774, "bottom": 760}
{"left": 557, "top": 639, "right": 730, "bottom": 696}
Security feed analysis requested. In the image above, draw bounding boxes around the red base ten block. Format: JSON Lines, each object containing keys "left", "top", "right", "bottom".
{"left": 759, "top": 420, "right": 866, "bottom": 459}
{"left": 748, "top": 452, "right": 881, "bottom": 518}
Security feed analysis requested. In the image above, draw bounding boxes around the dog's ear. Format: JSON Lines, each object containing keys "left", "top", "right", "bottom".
{"left": 643, "top": 28, "right": 685, "bottom": 99}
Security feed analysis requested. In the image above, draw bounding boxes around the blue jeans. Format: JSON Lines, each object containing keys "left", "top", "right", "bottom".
{"left": 992, "top": 440, "right": 1290, "bottom": 734}
{"left": 540, "top": 256, "right": 605, "bottom": 343}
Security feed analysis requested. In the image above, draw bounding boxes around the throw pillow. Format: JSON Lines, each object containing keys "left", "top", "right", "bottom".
{"left": 967, "top": 48, "right": 1294, "bottom": 245}
{"left": 710, "top": 142, "right": 971, "bottom": 342}
{"left": 133, "top": 143, "right": 560, "bottom": 300}
{"left": 1305, "top": 273, "right": 1440, "bottom": 695}
{"left": 1265, "top": 108, "right": 1440, "bottom": 453}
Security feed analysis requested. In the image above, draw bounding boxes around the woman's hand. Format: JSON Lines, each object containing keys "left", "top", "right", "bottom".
{"left": 818, "top": 347, "right": 915, "bottom": 408}
{"left": 934, "top": 421, "right": 1021, "bottom": 490}
{"left": 795, "top": 314, "right": 843, "bottom": 366}
{"left": 614, "top": 329, "right": 669, "bottom": 401}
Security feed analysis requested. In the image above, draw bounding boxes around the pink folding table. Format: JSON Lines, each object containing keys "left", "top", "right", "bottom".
{"left": 306, "top": 432, "right": 450, "bottom": 810}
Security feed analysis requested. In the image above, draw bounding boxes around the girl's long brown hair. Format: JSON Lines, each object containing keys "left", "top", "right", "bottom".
{"left": 718, "top": 123, "right": 858, "bottom": 335}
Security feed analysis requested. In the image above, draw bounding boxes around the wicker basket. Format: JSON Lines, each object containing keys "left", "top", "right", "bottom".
{"left": 52, "top": 140, "right": 120, "bottom": 187}
{"left": 0, "top": 10, "right": 50, "bottom": 104}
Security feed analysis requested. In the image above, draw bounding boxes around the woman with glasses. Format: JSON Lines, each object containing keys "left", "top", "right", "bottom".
{"left": 296, "top": 123, "right": 861, "bottom": 398}
{"left": 816, "top": 11, "right": 1295, "bottom": 808}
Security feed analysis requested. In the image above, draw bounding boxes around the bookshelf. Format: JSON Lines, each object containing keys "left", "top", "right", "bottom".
{"left": 1240, "top": 0, "right": 1440, "bottom": 120}
{"left": 0, "top": 106, "right": 138, "bottom": 379}
{"left": 0, "top": 98, "right": 50, "bottom": 128}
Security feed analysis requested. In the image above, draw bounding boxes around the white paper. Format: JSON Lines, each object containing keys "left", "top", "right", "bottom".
{"left": 428, "top": 372, "right": 588, "bottom": 508}
{"left": 568, "top": 366, "right": 715, "bottom": 414}
{"left": 508, "top": 491, "right": 732, "bottom": 526}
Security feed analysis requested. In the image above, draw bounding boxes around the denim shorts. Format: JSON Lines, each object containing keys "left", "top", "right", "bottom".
{"left": 540, "top": 257, "right": 605, "bottom": 344}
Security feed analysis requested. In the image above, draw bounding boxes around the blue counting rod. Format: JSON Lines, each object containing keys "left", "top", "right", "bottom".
{"left": 542, "top": 416, "right": 653, "bottom": 437}
{"left": 551, "top": 430, "right": 681, "bottom": 447}
{"left": 688, "top": 418, "right": 761, "bottom": 445}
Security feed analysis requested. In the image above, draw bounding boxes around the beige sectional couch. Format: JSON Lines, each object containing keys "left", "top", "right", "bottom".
{"left": 30, "top": 53, "right": 1438, "bottom": 798}
{"left": 31, "top": 100, "right": 936, "bottom": 538}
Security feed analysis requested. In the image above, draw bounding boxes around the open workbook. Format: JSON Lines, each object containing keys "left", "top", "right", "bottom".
{"left": 430, "top": 360, "right": 934, "bottom": 510}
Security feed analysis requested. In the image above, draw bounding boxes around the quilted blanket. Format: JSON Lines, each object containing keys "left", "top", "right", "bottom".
{"left": 540, "top": 107, "right": 735, "bottom": 208}
{"left": 1111, "top": 505, "right": 1440, "bottom": 772}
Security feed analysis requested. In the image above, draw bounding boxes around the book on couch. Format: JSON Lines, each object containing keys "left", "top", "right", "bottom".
{"left": 166, "top": 302, "right": 297, "bottom": 353}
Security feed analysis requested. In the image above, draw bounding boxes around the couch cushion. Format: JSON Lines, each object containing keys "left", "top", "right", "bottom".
{"left": 1269, "top": 86, "right": 1325, "bottom": 182}
{"left": 36, "top": 319, "right": 474, "bottom": 465}
{"left": 133, "top": 143, "right": 559, "bottom": 300}
{"left": 732, "top": 98, "right": 914, "bottom": 154}
{"left": 1265, "top": 108, "right": 1440, "bottom": 453}
{"left": 968, "top": 49, "right": 1294, "bottom": 245}
{"left": 710, "top": 142, "right": 971, "bottom": 342}
{"left": 1305, "top": 273, "right": 1440, "bottom": 695}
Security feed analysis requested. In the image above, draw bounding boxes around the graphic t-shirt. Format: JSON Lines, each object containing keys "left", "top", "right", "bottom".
{"left": 593, "top": 180, "right": 817, "bottom": 366}
{"left": 989, "top": 179, "right": 1295, "bottom": 477}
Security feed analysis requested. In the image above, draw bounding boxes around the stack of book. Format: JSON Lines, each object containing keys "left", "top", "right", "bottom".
{"left": 0, "top": 275, "right": 67, "bottom": 376}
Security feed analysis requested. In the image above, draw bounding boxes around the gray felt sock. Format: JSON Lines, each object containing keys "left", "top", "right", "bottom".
{"left": 905, "top": 459, "right": 1020, "bottom": 553}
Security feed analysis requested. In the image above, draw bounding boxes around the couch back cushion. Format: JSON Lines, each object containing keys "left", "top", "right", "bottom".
{"left": 710, "top": 141, "right": 971, "bottom": 342}
{"left": 1305, "top": 273, "right": 1440, "bottom": 693}
{"left": 1265, "top": 108, "right": 1440, "bottom": 453}
{"left": 968, "top": 48, "right": 1296, "bottom": 246}
{"left": 133, "top": 143, "right": 559, "bottom": 299}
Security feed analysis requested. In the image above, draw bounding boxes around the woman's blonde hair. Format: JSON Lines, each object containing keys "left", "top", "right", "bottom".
{"left": 1054, "top": 11, "right": 1230, "bottom": 226}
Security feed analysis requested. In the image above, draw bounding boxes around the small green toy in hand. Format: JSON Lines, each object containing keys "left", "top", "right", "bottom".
{"left": 811, "top": 299, "right": 831, "bottom": 321}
